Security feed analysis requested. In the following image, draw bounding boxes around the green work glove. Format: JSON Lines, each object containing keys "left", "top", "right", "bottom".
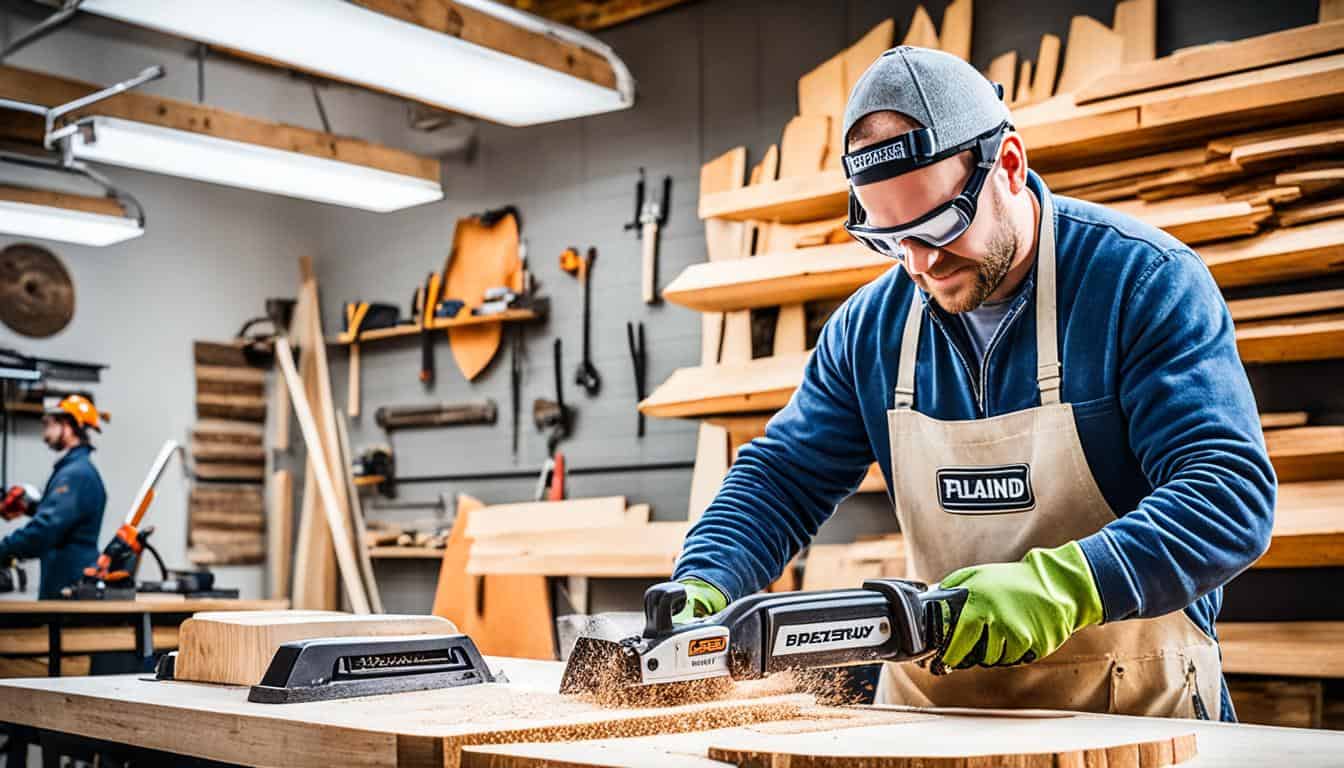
{"left": 671, "top": 578, "right": 728, "bottom": 624}
{"left": 938, "top": 541, "right": 1103, "bottom": 670}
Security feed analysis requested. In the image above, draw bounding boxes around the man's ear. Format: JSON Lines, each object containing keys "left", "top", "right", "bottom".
{"left": 998, "top": 132, "right": 1029, "bottom": 194}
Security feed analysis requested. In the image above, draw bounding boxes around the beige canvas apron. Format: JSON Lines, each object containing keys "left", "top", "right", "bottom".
{"left": 877, "top": 192, "right": 1223, "bottom": 719}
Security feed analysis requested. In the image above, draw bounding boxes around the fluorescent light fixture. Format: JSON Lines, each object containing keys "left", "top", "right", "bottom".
{"left": 67, "top": 117, "right": 444, "bottom": 212}
{"left": 0, "top": 198, "right": 143, "bottom": 246}
{"left": 78, "top": 0, "right": 635, "bottom": 127}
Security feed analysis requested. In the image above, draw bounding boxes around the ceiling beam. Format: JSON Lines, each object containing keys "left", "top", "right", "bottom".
{"left": 501, "top": 0, "right": 696, "bottom": 31}
{"left": 0, "top": 65, "right": 440, "bottom": 182}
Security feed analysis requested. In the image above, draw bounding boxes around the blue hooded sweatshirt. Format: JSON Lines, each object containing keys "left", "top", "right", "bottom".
{"left": 0, "top": 444, "right": 107, "bottom": 599}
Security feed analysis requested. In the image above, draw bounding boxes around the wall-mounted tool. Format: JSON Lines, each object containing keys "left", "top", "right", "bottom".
{"left": 352, "top": 444, "right": 396, "bottom": 499}
{"left": 0, "top": 243, "right": 75, "bottom": 338}
{"left": 374, "top": 400, "right": 498, "bottom": 430}
{"left": 626, "top": 321, "right": 647, "bottom": 438}
{"left": 623, "top": 169, "right": 672, "bottom": 305}
{"left": 560, "top": 247, "right": 601, "bottom": 396}
{"left": 532, "top": 338, "right": 574, "bottom": 455}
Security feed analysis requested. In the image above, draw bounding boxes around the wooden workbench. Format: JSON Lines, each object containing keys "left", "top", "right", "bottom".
{"left": 2, "top": 658, "right": 1342, "bottom": 768}
{"left": 0, "top": 592, "right": 288, "bottom": 676}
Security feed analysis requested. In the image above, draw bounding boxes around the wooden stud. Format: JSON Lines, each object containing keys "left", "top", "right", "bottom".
{"left": 1030, "top": 34, "right": 1062, "bottom": 103}
{"left": 1112, "top": 0, "right": 1157, "bottom": 64}
{"left": 267, "top": 469, "right": 293, "bottom": 600}
{"left": 336, "top": 411, "right": 384, "bottom": 613}
{"left": 939, "top": 0, "right": 973, "bottom": 62}
{"left": 902, "top": 6, "right": 940, "bottom": 49}
{"left": 1056, "top": 16, "right": 1125, "bottom": 95}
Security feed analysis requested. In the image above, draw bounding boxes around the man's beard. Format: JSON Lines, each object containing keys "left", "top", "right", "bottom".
{"left": 915, "top": 194, "right": 1018, "bottom": 314}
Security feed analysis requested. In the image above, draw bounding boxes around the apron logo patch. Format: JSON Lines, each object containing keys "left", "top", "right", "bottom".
{"left": 936, "top": 464, "right": 1035, "bottom": 514}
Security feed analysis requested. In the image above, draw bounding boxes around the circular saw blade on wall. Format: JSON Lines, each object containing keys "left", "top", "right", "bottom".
{"left": 0, "top": 243, "right": 75, "bottom": 338}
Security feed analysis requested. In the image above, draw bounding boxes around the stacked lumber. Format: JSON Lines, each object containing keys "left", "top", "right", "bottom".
{"left": 188, "top": 344, "right": 268, "bottom": 566}
{"left": 802, "top": 535, "right": 906, "bottom": 590}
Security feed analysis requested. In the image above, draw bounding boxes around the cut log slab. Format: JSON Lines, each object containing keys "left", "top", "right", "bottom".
{"left": 1201, "top": 218, "right": 1344, "bottom": 288}
{"left": 190, "top": 508, "right": 265, "bottom": 531}
{"left": 194, "top": 340, "right": 260, "bottom": 368}
{"left": 190, "top": 484, "right": 264, "bottom": 514}
{"left": 190, "top": 439, "right": 265, "bottom": 463}
{"left": 196, "top": 393, "right": 267, "bottom": 422}
{"left": 193, "top": 461, "right": 266, "bottom": 481}
{"left": 173, "top": 611, "right": 455, "bottom": 686}
{"left": 639, "top": 353, "right": 809, "bottom": 419}
{"left": 193, "top": 419, "right": 264, "bottom": 446}
{"left": 195, "top": 365, "right": 265, "bottom": 397}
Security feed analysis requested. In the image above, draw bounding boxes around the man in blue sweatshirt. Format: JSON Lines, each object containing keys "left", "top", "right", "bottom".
{"left": 672, "top": 48, "right": 1274, "bottom": 721}
{"left": 0, "top": 395, "right": 107, "bottom": 599}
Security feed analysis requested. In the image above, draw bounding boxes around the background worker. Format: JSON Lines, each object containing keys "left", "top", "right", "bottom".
{"left": 671, "top": 47, "right": 1275, "bottom": 722}
{"left": 0, "top": 394, "right": 108, "bottom": 599}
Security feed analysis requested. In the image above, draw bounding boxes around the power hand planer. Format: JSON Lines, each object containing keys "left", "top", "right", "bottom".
{"left": 560, "top": 579, "right": 967, "bottom": 695}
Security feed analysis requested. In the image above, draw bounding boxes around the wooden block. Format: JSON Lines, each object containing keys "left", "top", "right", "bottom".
{"left": 1257, "top": 479, "right": 1344, "bottom": 568}
{"left": 196, "top": 393, "right": 266, "bottom": 422}
{"left": 902, "top": 6, "right": 939, "bottom": 49}
{"left": 192, "top": 419, "right": 265, "bottom": 446}
{"left": 985, "top": 50, "right": 1017, "bottom": 96}
{"left": 195, "top": 365, "right": 265, "bottom": 397}
{"left": 1030, "top": 34, "right": 1062, "bottom": 102}
{"left": 698, "top": 170, "right": 848, "bottom": 223}
{"left": 1261, "top": 411, "right": 1309, "bottom": 429}
{"left": 1201, "top": 218, "right": 1344, "bottom": 288}
{"left": 1219, "top": 621, "right": 1344, "bottom": 677}
{"left": 466, "top": 522, "right": 690, "bottom": 577}
{"left": 1229, "top": 678, "right": 1323, "bottom": 729}
{"left": 1077, "top": 20, "right": 1344, "bottom": 104}
{"left": 464, "top": 496, "right": 628, "bottom": 538}
{"left": 778, "top": 115, "right": 830, "bottom": 178}
{"left": 1227, "top": 288, "right": 1344, "bottom": 322}
{"left": 173, "top": 611, "right": 455, "bottom": 686}
{"left": 938, "top": 0, "right": 972, "bottom": 62}
{"left": 1112, "top": 0, "right": 1156, "bottom": 64}
{"left": 190, "top": 439, "right": 265, "bottom": 463}
{"left": 193, "top": 462, "right": 266, "bottom": 481}
{"left": 1056, "top": 16, "right": 1125, "bottom": 95}
{"left": 639, "top": 352, "right": 809, "bottom": 419}
{"left": 688, "top": 423, "right": 731, "bottom": 524}
{"left": 1278, "top": 195, "right": 1344, "bottom": 228}
{"left": 664, "top": 244, "right": 893, "bottom": 314}
{"left": 268, "top": 469, "right": 294, "bottom": 600}
{"left": 193, "top": 340, "right": 255, "bottom": 368}
{"left": 1237, "top": 310, "right": 1344, "bottom": 363}
{"left": 190, "top": 508, "right": 265, "bottom": 531}
{"left": 1264, "top": 425, "right": 1344, "bottom": 482}
{"left": 190, "top": 484, "right": 264, "bottom": 513}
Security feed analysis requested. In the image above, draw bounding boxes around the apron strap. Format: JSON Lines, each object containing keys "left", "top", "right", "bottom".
{"left": 894, "top": 291, "right": 924, "bottom": 410}
{"left": 1035, "top": 191, "right": 1062, "bottom": 406}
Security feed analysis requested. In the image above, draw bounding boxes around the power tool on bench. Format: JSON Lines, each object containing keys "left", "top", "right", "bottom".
{"left": 560, "top": 578, "right": 967, "bottom": 696}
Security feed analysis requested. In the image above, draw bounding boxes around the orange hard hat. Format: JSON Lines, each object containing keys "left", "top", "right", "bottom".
{"left": 48, "top": 395, "right": 102, "bottom": 432}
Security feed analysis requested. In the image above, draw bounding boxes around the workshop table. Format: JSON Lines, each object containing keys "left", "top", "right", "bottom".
{"left": 0, "top": 592, "right": 289, "bottom": 676}
{"left": 2, "top": 657, "right": 1343, "bottom": 768}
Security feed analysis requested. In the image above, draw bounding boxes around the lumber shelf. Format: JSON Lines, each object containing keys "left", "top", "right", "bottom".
{"left": 698, "top": 169, "right": 847, "bottom": 223}
{"left": 368, "top": 546, "right": 444, "bottom": 559}
{"left": 1219, "top": 622, "right": 1344, "bottom": 678}
{"left": 663, "top": 243, "right": 895, "bottom": 312}
{"left": 332, "top": 308, "right": 539, "bottom": 345}
{"left": 639, "top": 353, "right": 809, "bottom": 419}
{"left": 1236, "top": 310, "right": 1344, "bottom": 363}
{"left": 1255, "top": 480, "right": 1344, "bottom": 568}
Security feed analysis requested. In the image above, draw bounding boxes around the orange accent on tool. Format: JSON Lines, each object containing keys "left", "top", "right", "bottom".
{"left": 546, "top": 452, "right": 566, "bottom": 501}
{"left": 559, "top": 247, "right": 581, "bottom": 275}
{"left": 129, "top": 488, "right": 155, "bottom": 528}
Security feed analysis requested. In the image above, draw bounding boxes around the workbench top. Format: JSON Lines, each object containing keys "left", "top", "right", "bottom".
{"left": 0, "top": 594, "right": 288, "bottom": 613}
{"left": 2, "top": 657, "right": 1342, "bottom": 767}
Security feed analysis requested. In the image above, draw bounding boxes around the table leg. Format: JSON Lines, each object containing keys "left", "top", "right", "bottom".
{"left": 134, "top": 612, "right": 154, "bottom": 671}
{"left": 46, "top": 620, "right": 62, "bottom": 677}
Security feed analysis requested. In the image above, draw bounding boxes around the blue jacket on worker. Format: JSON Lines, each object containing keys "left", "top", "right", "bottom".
{"left": 675, "top": 172, "right": 1276, "bottom": 722}
{"left": 0, "top": 445, "right": 107, "bottom": 599}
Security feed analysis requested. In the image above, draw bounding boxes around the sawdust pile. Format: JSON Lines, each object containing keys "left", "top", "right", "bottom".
{"left": 566, "top": 662, "right": 875, "bottom": 709}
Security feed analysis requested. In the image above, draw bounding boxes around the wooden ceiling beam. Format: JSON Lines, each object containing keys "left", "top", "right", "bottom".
{"left": 500, "top": 0, "right": 695, "bottom": 31}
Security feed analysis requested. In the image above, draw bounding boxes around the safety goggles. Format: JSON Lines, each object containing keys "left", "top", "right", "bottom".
{"left": 844, "top": 122, "right": 1009, "bottom": 258}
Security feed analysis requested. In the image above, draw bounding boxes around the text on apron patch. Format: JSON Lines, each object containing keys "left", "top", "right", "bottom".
{"left": 936, "top": 464, "right": 1036, "bottom": 514}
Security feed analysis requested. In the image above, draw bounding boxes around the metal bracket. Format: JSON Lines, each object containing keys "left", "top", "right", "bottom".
{"left": 0, "top": 0, "right": 83, "bottom": 63}
{"left": 0, "top": 147, "right": 147, "bottom": 227}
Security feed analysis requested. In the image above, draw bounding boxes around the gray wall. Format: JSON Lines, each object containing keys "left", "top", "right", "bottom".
{"left": 2, "top": 0, "right": 1328, "bottom": 612}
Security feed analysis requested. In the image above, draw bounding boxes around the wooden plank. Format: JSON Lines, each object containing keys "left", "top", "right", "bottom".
{"left": 1056, "top": 16, "right": 1125, "bottom": 95}
{"left": 1261, "top": 411, "right": 1309, "bottom": 429}
{"left": 984, "top": 51, "right": 1017, "bottom": 95}
{"left": 1256, "top": 480, "right": 1344, "bottom": 568}
{"left": 1013, "top": 60, "right": 1033, "bottom": 105}
{"left": 0, "top": 626, "right": 178, "bottom": 655}
{"left": 1219, "top": 621, "right": 1344, "bottom": 677}
{"left": 467, "top": 522, "right": 689, "bottom": 577}
{"left": 196, "top": 364, "right": 265, "bottom": 397}
{"left": 778, "top": 116, "right": 830, "bottom": 178}
{"left": 1278, "top": 196, "right": 1344, "bottom": 228}
{"left": 1077, "top": 20, "right": 1344, "bottom": 104}
{"left": 700, "top": 146, "right": 746, "bottom": 197}
{"left": 336, "top": 411, "right": 384, "bottom": 614}
{"left": 368, "top": 546, "right": 444, "bottom": 559}
{"left": 267, "top": 469, "right": 294, "bottom": 600}
{"left": 1237, "top": 310, "right": 1344, "bottom": 363}
{"left": 507, "top": 0, "right": 696, "bottom": 32}
{"left": 193, "top": 418, "right": 265, "bottom": 445}
{"left": 798, "top": 53, "right": 847, "bottom": 170}
{"left": 1230, "top": 124, "right": 1344, "bottom": 167}
{"left": 0, "top": 598, "right": 287, "bottom": 615}
{"left": 1209, "top": 118, "right": 1344, "bottom": 157}
{"left": 196, "top": 393, "right": 266, "bottom": 422}
{"left": 1112, "top": 0, "right": 1156, "bottom": 64}
{"left": 275, "top": 337, "right": 370, "bottom": 614}
{"left": 190, "top": 508, "right": 265, "bottom": 531}
{"left": 0, "top": 184, "right": 126, "bottom": 217}
{"left": 190, "top": 440, "right": 265, "bottom": 463}
{"left": 688, "top": 423, "right": 731, "bottom": 524}
{"left": 1201, "top": 218, "right": 1344, "bottom": 288}
{"left": 1134, "top": 158, "right": 1246, "bottom": 201}
{"left": 701, "top": 147, "right": 748, "bottom": 366}
{"left": 698, "top": 170, "right": 848, "bottom": 223}
{"left": 1138, "top": 53, "right": 1344, "bottom": 129}
{"left": 464, "top": 497, "right": 628, "bottom": 538}
{"left": 1030, "top": 34, "right": 1062, "bottom": 102}
{"left": 1109, "top": 194, "right": 1273, "bottom": 244}
{"left": 1265, "top": 426, "right": 1344, "bottom": 483}
{"left": 0, "top": 66, "right": 438, "bottom": 182}
{"left": 193, "top": 462, "right": 265, "bottom": 481}
{"left": 173, "top": 611, "right": 452, "bottom": 686}
{"left": 639, "top": 353, "right": 808, "bottom": 419}
{"left": 1277, "top": 164, "right": 1344, "bottom": 194}
{"left": 663, "top": 243, "right": 894, "bottom": 313}
{"left": 432, "top": 495, "right": 555, "bottom": 659}
{"left": 1228, "top": 289, "right": 1344, "bottom": 322}
{"left": 350, "top": 0, "right": 616, "bottom": 91}
{"left": 938, "top": 0, "right": 973, "bottom": 62}
{"left": 1229, "top": 678, "right": 1323, "bottom": 729}
{"left": 1327, "top": 0, "right": 1344, "bottom": 22}
{"left": 902, "top": 6, "right": 940, "bottom": 49}
{"left": 190, "top": 484, "right": 264, "bottom": 513}
{"left": 1042, "top": 147, "right": 1207, "bottom": 192}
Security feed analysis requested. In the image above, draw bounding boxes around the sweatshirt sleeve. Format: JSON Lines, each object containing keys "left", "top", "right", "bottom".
{"left": 673, "top": 303, "right": 877, "bottom": 601}
{"left": 0, "top": 471, "right": 87, "bottom": 560}
{"left": 1076, "top": 249, "right": 1275, "bottom": 622}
